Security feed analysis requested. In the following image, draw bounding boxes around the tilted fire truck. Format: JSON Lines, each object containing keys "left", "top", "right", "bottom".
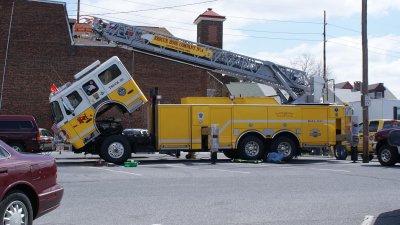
{"left": 49, "top": 18, "right": 352, "bottom": 164}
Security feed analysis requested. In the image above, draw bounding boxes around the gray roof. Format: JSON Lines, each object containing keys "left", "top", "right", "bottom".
{"left": 329, "top": 88, "right": 361, "bottom": 103}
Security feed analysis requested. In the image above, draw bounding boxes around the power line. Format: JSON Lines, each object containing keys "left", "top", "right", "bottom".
{"left": 227, "top": 15, "right": 322, "bottom": 25}
{"left": 81, "top": 0, "right": 218, "bottom": 16}
{"left": 328, "top": 23, "right": 400, "bottom": 44}
{"left": 327, "top": 34, "right": 400, "bottom": 55}
{"left": 73, "top": 0, "right": 323, "bottom": 25}
{"left": 74, "top": 10, "right": 322, "bottom": 42}
{"left": 328, "top": 40, "right": 400, "bottom": 59}
{"left": 79, "top": 3, "right": 321, "bottom": 36}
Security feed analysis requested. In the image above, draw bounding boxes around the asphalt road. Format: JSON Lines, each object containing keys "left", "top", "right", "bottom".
{"left": 35, "top": 153, "right": 400, "bottom": 225}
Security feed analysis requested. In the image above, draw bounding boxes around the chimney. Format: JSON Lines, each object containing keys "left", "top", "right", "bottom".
{"left": 194, "top": 8, "right": 226, "bottom": 49}
{"left": 354, "top": 81, "right": 362, "bottom": 91}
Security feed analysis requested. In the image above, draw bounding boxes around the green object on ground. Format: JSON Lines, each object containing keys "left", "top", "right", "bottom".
{"left": 232, "top": 159, "right": 263, "bottom": 164}
{"left": 124, "top": 160, "right": 139, "bottom": 167}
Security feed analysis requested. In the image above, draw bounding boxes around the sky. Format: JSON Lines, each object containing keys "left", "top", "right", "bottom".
{"left": 58, "top": 0, "right": 400, "bottom": 98}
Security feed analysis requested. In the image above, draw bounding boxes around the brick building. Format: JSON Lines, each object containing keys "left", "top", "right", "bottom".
{"left": 0, "top": 0, "right": 227, "bottom": 129}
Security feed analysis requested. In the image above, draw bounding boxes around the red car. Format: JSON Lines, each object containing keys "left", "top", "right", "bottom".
{"left": 0, "top": 140, "right": 63, "bottom": 224}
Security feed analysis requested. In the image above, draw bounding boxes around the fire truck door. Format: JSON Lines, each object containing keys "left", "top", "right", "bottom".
{"left": 302, "top": 108, "right": 329, "bottom": 144}
{"left": 210, "top": 107, "right": 232, "bottom": 149}
{"left": 62, "top": 89, "right": 97, "bottom": 144}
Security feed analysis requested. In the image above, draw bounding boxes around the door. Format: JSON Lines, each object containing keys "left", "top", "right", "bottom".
{"left": 191, "top": 106, "right": 209, "bottom": 150}
{"left": 62, "top": 89, "right": 98, "bottom": 145}
{"left": 210, "top": 107, "right": 232, "bottom": 149}
{"left": 302, "top": 108, "right": 329, "bottom": 145}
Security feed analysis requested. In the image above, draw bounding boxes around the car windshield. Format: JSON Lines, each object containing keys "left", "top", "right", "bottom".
{"left": 50, "top": 101, "right": 64, "bottom": 124}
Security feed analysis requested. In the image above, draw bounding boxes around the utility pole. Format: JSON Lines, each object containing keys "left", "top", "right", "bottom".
{"left": 77, "top": 0, "right": 80, "bottom": 23}
{"left": 361, "top": 0, "right": 369, "bottom": 163}
{"left": 323, "top": 10, "right": 327, "bottom": 102}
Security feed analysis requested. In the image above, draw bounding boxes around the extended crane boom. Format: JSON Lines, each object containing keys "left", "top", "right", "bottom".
{"left": 92, "top": 17, "right": 322, "bottom": 103}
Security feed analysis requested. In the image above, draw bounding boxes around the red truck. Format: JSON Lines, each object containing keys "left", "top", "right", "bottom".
{"left": 374, "top": 127, "right": 400, "bottom": 166}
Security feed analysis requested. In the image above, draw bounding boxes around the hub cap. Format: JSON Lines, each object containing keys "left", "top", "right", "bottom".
{"left": 12, "top": 146, "right": 22, "bottom": 152}
{"left": 108, "top": 142, "right": 125, "bottom": 159}
{"left": 277, "top": 142, "right": 291, "bottom": 157}
{"left": 245, "top": 141, "right": 259, "bottom": 157}
{"left": 3, "top": 200, "right": 28, "bottom": 225}
{"left": 380, "top": 149, "right": 392, "bottom": 163}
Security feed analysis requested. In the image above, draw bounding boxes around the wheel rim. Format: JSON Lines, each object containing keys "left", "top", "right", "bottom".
{"left": 12, "top": 146, "right": 22, "bottom": 152}
{"left": 3, "top": 200, "right": 29, "bottom": 225}
{"left": 277, "top": 142, "right": 291, "bottom": 157}
{"left": 380, "top": 149, "right": 392, "bottom": 163}
{"left": 244, "top": 141, "right": 259, "bottom": 157}
{"left": 108, "top": 142, "right": 125, "bottom": 159}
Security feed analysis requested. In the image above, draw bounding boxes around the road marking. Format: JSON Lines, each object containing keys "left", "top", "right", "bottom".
{"left": 164, "top": 164, "right": 198, "bottom": 169}
{"left": 163, "top": 164, "right": 250, "bottom": 174}
{"left": 86, "top": 167, "right": 142, "bottom": 176}
{"left": 315, "top": 168, "right": 351, "bottom": 173}
{"left": 361, "top": 215, "right": 375, "bottom": 225}
{"left": 205, "top": 168, "right": 250, "bottom": 174}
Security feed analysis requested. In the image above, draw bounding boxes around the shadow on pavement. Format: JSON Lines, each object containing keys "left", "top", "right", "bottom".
{"left": 374, "top": 209, "right": 400, "bottom": 225}
{"left": 55, "top": 154, "right": 348, "bottom": 167}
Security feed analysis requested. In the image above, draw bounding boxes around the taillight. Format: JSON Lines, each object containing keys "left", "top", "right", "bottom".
{"left": 37, "top": 131, "right": 41, "bottom": 144}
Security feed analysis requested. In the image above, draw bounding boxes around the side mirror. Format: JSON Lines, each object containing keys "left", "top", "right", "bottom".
{"left": 388, "top": 130, "right": 400, "bottom": 146}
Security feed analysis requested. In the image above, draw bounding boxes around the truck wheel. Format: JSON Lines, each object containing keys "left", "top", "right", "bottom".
{"left": 100, "top": 135, "right": 131, "bottom": 164}
{"left": 223, "top": 150, "right": 237, "bottom": 159}
{"left": 271, "top": 136, "right": 296, "bottom": 161}
{"left": 334, "top": 145, "right": 347, "bottom": 160}
{"left": 378, "top": 144, "right": 398, "bottom": 166}
{"left": 0, "top": 191, "right": 33, "bottom": 225}
{"left": 238, "top": 136, "right": 264, "bottom": 160}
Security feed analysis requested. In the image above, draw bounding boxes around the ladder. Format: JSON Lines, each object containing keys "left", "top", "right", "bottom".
{"left": 91, "top": 17, "right": 312, "bottom": 103}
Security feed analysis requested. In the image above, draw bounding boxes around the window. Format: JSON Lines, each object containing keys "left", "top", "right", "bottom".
{"left": 98, "top": 64, "right": 121, "bottom": 85}
{"left": 82, "top": 80, "right": 99, "bottom": 96}
{"left": 383, "top": 121, "right": 399, "bottom": 129}
{"left": 20, "top": 121, "right": 34, "bottom": 130}
{"left": 67, "top": 91, "right": 83, "bottom": 109}
{"left": 369, "top": 121, "right": 379, "bottom": 132}
{"left": 0, "top": 121, "right": 33, "bottom": 130}
{"left": 375, "top": 91, "right": 384, "bottom": 99}
{"left": 0, "top": 147, "right": 10, "bottom": 159}
{"left": 50, "top": 101, "right": 64, "bottom": 124}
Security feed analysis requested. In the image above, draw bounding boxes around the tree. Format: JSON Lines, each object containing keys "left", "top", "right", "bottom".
{"left": 289, "top": 54, "right": 334, "bottom": 80}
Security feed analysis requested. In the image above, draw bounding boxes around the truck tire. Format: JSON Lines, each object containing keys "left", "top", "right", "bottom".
{"left": 377, "top": 144, "right": 398, "bottom": 166}
{"left": 223, "top": 150, "right": 237, "bottom": 159}
{"left": 100, "top": 135, "right": 131, "bottom": 164}
{"left": 238, "top": 136, "right": 265, "bottom": 160}
{"left": 0, "top": 191, "right": 33, "bottom": 225}
{"left": 271, "top": 136, "right": 296, "bottom": 161}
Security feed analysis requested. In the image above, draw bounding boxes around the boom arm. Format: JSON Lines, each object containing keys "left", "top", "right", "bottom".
{"left": 92, "top": 17, "right": 312, "bottom": 103}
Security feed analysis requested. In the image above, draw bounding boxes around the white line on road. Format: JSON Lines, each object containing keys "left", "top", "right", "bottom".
{"left": 205, "top": 168, "right": 250, "bottom": 174}
{"left": 85, "top": 167, "right": 143, "bottom": 176}
{"left": 164, "top": 164, "right": 250, "bottom": 174}
{"left": 361, "top": 215, "right": 375, "bottom": 225}
{"left": 315, "top": 168, "right": 351, "bottom": 173}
